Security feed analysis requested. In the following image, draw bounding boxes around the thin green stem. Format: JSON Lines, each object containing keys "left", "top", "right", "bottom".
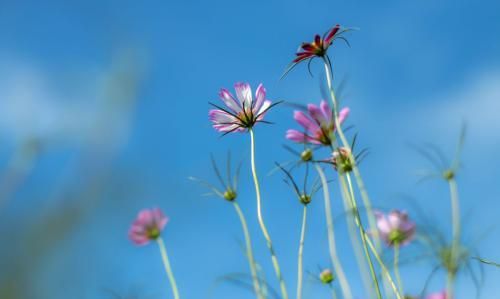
{"left": 322, "top": 59, "right": 391, "bottom": 299}
{"left": 447, "top": 178, "right": 460, "bottom": 299}
{"left": 365, "top": 237, "right": 404, "bottom": 299}
{"left": 296, "top": 206, "right": 308, "bottom": 299}
{"left": 394, "top": 243, "right": 404, "bottom": 296}
{"left": 249, "top": 128, "right": 289, "bottom": 299}
{"left": 233, "top": 202, "right": 264, "bottom": 299}
{"left": 157, "top": 237, "right": 180, "bottom": 299}
{"left": 315, "top": 164, "right": 353, "bottom": 299}
{"left": 341, "top": 173, "right": 382, "bottom": 299}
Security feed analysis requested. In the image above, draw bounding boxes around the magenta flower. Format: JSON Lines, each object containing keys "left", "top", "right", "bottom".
{"left": 374, "top": 210, "right": 416, "bottom": 246}
{"left": 286, "top": 100, "right": 349, "bottom": 146}
{"left": 209, "top": 82, "right": 276, "bottom": 134}
{"left": 129, "top": 208, "right": 168, "bottom": 245}
{"left": 426, "top": 291, "right": 448, "bottom": 299}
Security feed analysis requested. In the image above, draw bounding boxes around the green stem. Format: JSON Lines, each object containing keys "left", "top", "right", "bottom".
{"left": 447, "top": 178, "right": 460, "bottom": 299}
{"left": 322, "top": 59, "right": 391, "bottom": 299}
{"left": 249, "top": 128, "right": 289, "bottom": 299}
{"left": 341, "top": 173, "right": 382, "bottom": 299}
{"left": 365, "top": 237, "right": 404, "bottom": 299}
{"left": 394, "top": 243, "right": 404, "bottom": 296}
{"left": 233, "top": 202, "right": 264, "bottom": 299}
{"left": 315, "top": 164, "right": 353, "bottom": 299}
{"left": 157, "top": 237, "right": 180, "bottom": 299}
{"left": 296, "top": 206, "right": 308, "bottom": 299}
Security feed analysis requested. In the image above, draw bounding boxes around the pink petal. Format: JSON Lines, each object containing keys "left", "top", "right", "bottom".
{"left": 253, "top": 83, "right": 266, "bottom": 112}
{"left": 338, "top": 107, "right": 350, "bottom": 125}
{"left": 256, "top": 100, "right": 271, "bottom": 120}
{"left": 320, "top": 100, "right": 333, "bottom": 125}
{"left": 324, "top": 24, "right": 340, "bottom": 46}
{"left": 286, "top": 129, "right": 320, "bottom": 144}
{"left": 426, "top": 291, "right": 448, "bottom": 299}
{"left": 234, "top": 82, "right": 252, "bottom": 108}
{"left": 209, "top": 109, "right": 239, "bottom": 126}
{"left": 294, "top": 110, "right": 320, "bottom": 133}
{"left": 374, "top": 211, "right": 392, "bottom": 235}
{"left": 219, "top": 88, "right": 241, "bottom": 113}
{"left": 308, "top": 103, "right": 328, "bottom": 127}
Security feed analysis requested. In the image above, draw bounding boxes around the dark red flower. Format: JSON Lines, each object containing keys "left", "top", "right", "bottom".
{"left": 282, "top": 24, "right": 349, "bottom": 78}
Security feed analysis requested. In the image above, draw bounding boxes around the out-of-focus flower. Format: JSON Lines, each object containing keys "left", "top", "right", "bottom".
{"left": 282, "top": 24, "right": 349, "bottom": 77}
{"left": 319, "top": 268, "right": 335, "bottom": 284}
{"left": 286, "top": 100, "right": 349, "bottom": 146}
{"left": 209, "top": 82, "right": 277, "bottom": 134}
{"left": 374, "top": 210, "right": 416, "bottom": 246}
{"left": 426, "top": 291, "right": 448, "bottom": 299}
{"left": 331, "top": 147, "right": 353, "bottom": 173}
{"left": 129, "top": 208, "right": 168, "bottom": 245}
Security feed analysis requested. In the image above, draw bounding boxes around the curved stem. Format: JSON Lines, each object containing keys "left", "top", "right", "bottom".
{"left": 365, "top": 237, "right": 404, "bottom": 299}
{"left": 394, "top": 243, "right": 404, "bottom": 296}
{"left": 315, "top": 164, "right": 353, "bottom": 299}
{"left": 296, "top": 206, "right": 308, "bottom": 299}
{"left": 322, "top": 58, "right": 391, "bottom": 298}
{"left": 342, "top": 173, "right": 382, "bottom": 299}
{"left": 249, "top": 128, "right": 289, "bottom": 299}
{"left": 233, "top": 202, "right": 263, "bottom": 299}
{"left": 157, "top": 237, "right": 180, "bottom": 299}
{"left": 447, "top": 178, "right": 460, "bottom": 299}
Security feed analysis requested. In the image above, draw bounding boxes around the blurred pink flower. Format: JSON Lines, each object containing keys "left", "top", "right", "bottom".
{"left": 129, "top": 208, "right": 168, "bottom": 246}
{"left": 374, "top": 210, "right": 416, "bottom": 246}
{"left": 286, "top": 100, "right": 349, "bottom": 145}
{"left": 426, "top": 291, "right": 448, "bottom": 299}
{"left": 209, "top": 82, "right": 274, "bottom": 133}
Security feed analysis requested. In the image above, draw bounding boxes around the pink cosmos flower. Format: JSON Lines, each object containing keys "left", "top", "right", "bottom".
{"left": 374, "top": 210, "right": 416, "bottom": 246}
{"left": 426, "top": 291, "right": 448, "bottom": 299}
{"left": 209, "top": 82, "right": 275, "bottom": 134}
{"left": 129, "top": 208, "right": 168, "bottom": 246}
{"left": 286, "top": 100, "right": 349, "bottom": 146}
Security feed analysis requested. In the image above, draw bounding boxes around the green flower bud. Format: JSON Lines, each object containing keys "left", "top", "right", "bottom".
{"left": 299, "top": 194, "right": 311, "bottom": 205}
{"left": 319, "top": 269, "right": 334, "bottom": 284}
{"left": 332, "top": 147, "right": 353, "bottom": 173}
{"left": 300, "top": 149, "right": 313, "bottom": 162}
{"left": 443, "top": 169, "right": 455, "bottom": 181}
{"left": 223, "top": 189, "right": 237, "bottom": 201}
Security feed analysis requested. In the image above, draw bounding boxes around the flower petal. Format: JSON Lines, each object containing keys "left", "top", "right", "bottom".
{"left": 234, "top": 82, "right": 253, "bottom": 108}
{"left": 320, "top": 100, "right": 333, "bottom": 125}
{"left": 308, "top": 103, "right": 328, "bottom": 127}
{"left": 324, "top": 24, "right": 340, "bottom": 46}
{"left": 219, "top": 88, "right": 241, "bottom": 113}
{"left": 253, "top": 83, "right": 266, "bottom": 112}
{"left": 286, "top": 129, "right": 320, "bottom": 144}
{"left": 294, "top": 110, "right": 320, "bottom": 133}
{"left": 338, "top": 107, "right": 350, "bottom": 125}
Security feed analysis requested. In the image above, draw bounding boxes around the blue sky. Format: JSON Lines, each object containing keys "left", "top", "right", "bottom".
{"left": 1, "top": 1, "right": 500, "bottom": 298}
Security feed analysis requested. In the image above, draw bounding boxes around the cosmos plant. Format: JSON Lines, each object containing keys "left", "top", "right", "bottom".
{"left": 125, "top": 23, "right": 498, "bottom": 299}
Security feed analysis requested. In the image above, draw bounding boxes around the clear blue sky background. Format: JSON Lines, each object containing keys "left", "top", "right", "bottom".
{"left": 1, "top": 1, "right": 500, "bottom": 299}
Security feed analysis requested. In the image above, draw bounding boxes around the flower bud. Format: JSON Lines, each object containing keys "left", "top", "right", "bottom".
{"left": 332, "top": 147, "right": 353, "bottom": 173}
{"left": 299, "top": 194, "right": 311, "bottom": 205}
{"left": 319, "top": 269, "right": 334, "bottom": 284}
{"left": 300, "top": 148, "right": 313, "bottom": 162}
{"left": 223, "top": 189, "right": 237, "bottom": 201}
{"left": 442, "top": 169, "right": 455, "bottom": 181}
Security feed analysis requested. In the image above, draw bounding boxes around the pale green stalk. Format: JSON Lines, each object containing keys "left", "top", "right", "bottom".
{"left": 233, "top": 202, "right": 264, "bottom": 299}
{"left": 296, "top": 206, "right": 307, "bottom": 299}
{"left": 315, "top": 164, "right": 353, "bottom": 299}
{"left": 365, "top": 237, "right": 404, "bottom": 299}
{"left": 447, "top": 177, "right": 460, "bottom": 299}
{"left": 341, "top": 173, "right": 382, "bottom": 299}
{"left": 339, "top": 177, "right": 374, "bottom": 298}
{"left": 157, "top": 237, "right": 180, "bottom": 299}
{"left": 394, "top": 243, "right": 404, "bottom": 296}
{"left": 322, "top": 59, "right": 391, "bottom": 298}
{"left": 249, "top": 128, "right": 289, "bottom": 299}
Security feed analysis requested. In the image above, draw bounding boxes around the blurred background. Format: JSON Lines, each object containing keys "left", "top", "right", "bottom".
{"left": 1, "top": 1, "right": 499, "bottom": 298}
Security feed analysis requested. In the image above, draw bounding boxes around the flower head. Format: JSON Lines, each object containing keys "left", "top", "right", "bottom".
{"left": 375, "top": 210, "right": 416, "bottom": 246}
{"left": 426, "top": 291, "right": 448, "bottom": 299}
{"left": 129, "top": 208, "right": 168, "bottom": 245}
{"left": 282, "top": 24, "right": 350, "bottom": 77}
{"left": 286, "top": 100, "right": 349, "bottom": 146}
{"left": 319, "top": 268, "right": 335, "bottom": 284}
{"left": 332, "top": 147, "right": 353, "bottom": 173}
{"left": 209, "top": 83, "right": 276, "bottom": 134}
